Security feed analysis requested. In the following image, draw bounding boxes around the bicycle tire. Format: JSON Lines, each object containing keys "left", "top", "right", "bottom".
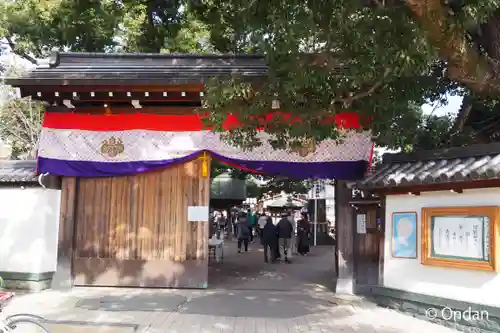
{"left": 5, "top": 314, "right": 47, "bottom": 323}
{"left": 5, "top": 317, "right": 50, "bottom": 333}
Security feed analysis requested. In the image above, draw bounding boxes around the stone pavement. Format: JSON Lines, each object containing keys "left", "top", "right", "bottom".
{"left": 208, "top": 240, "right": 336, "bottom": 292}
{"left": 1, "top": 242, "right": 461, "bottom": 332}
{"left": 2, "top": 287, "right": 460, "bottom": 333}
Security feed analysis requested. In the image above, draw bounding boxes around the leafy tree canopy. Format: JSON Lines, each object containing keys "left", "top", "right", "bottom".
{"left": 189, "top": 0, "right": 500, "bottom": 150}
{"left": 211, "top": 159, "right": 309, "bottom": 198}
{"left": 245, "top": 176, "right": 310, "bottom": 198}
{"left": 0, "top": 63, "right": 43, "bottom": 159}
{"left": 1, "top": 0, "right": 500, "bottom": 159}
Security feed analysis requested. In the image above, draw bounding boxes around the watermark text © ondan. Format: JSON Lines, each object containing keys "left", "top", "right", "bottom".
{"left": 425, "top": 307, "right": 489, "bottom": 321}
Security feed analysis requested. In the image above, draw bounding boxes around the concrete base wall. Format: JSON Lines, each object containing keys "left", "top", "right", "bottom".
{"left": 368, "top": 286, "right": 500, "bottom": 332}
{"left": 1, "top": 271, "right": 54, "bottom": 291}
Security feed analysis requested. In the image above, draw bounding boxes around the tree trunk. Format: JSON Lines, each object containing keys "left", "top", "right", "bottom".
{"left": 407, "top": 0, "right": 499, "bottom": 96}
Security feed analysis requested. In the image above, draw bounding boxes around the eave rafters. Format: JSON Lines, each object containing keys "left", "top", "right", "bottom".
{"left": 18, "top": 85, "right": 205, "bottom": 110}
{"left": 7, "top": 51, "right": 268, "bottom": 111}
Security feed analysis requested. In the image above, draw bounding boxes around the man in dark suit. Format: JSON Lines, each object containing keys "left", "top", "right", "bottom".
{"left": 276, "top": 213, "right": 293, "bottom": 263}
{"left": 261, "top": 217, "right": 278, "bottom": 263}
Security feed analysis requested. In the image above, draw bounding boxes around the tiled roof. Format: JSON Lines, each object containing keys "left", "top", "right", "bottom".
{"left": 0, "top": 160, "right": 38, "bottom": 183}
{"left": 211, "top": 173, "right": 246, "bottom": 200}
{"left": 357, "top": 142, "right": 500, "bottom": 190}
{"left": 6, "top": 51, "right": 268, "bottom": 87}
{"left": 265, "top": 195, "right": 307, "bottom": 208}
{"left": 472, "top": 113, "right": 500, "bottom": 141}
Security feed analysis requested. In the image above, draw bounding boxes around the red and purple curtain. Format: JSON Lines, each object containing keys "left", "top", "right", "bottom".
{"left": 37, "top": 112, "right": 373, "bottom": 180}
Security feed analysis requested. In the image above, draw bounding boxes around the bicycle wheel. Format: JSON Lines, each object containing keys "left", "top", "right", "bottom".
{"left": 5, "top": 315, "right": 47, "bottom": 323}
{"left": 5, "top": 317, "right": 50, "bottom": 333}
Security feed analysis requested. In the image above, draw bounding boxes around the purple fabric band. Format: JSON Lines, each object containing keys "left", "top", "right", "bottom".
{"left": 37, "top": 154, "right": 368, "bottom": 180}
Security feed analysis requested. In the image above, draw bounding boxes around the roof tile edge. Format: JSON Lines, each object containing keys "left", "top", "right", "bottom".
{"left": 57, "top": 51, "right": 266, "bottom": 60}
{"left": 383, "top": 142, "right": 500, "bottom": 164}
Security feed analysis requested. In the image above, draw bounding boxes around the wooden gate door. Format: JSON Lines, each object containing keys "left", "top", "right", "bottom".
{"left": 72, "top": 159, "right": 210, "bottom": 288}
{"left": 353, "top": 206, "right": 381, "bottom": 293}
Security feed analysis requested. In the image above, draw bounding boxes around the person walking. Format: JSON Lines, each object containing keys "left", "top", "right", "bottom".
{"left": 216, "top": 211, "right": 227, "bottom": 239}
{"left": 261, "top": 216, "right": 277, "bottom": 263}
{"left": 222, "top": 211, "right": 229, "bottom": 237}
{"left": 287, "top": 211, "right": 297, "bottom": 256}
{"left": 236, "top": 212, "right": 251, "bottom": 253}
{"left": 247, "top": 209, "right": 256, "bottom": 243}
{"left": 297, "top": 212, "right": 311, "bottom": 255}
{"left": 257, "top": 213, "right": 268, "bottom": 239}
{"left": 276, "top": 212, "right": 293, "bottom": 263}
{"left": 209, "top": 210, "right": 219, "bottom": 237}
{"left": 231, "top": 210, "right": 238, "bottom": 238}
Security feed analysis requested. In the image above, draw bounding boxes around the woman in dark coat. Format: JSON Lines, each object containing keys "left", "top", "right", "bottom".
{"left": 236, "top": 212, "right": 251, "bottom": 252}
{"left": 297, "top": 212, "right": 311, "bottom": 255}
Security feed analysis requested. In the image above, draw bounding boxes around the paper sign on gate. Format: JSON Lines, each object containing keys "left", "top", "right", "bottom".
{"left": 357, "top": 214, "right": 367, "bottom": 234}
{"left": 188, "top": 206, "right": 209, "bottom": 222}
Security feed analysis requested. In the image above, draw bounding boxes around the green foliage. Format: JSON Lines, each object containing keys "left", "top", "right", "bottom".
{"left": 247, "top": 176, "right": 310, "bottom": 199}
{"left": 210, "top": 159, "right": 229, "bottom": 179}
{"left": 259, "top": 176, "right": 310, "bottom": 196}
{"left": 0, "top": 0, "right": 122, "bottom": 60}
{"left": 0, "top": 0, "right": 211, "bottom": 57}
{"left": 210, "top": 159, "right": 309, "bottom": 198}
{"left": 210, "top": 159, "right": 249, "bottom": 179}
{"left": 188, "top": 1, "right": 500, "bottom": 150}
{"left": 0, "top": 65, "right": 44, "bottom": 159}
{"left": 412, "top": 114, "right": 472, "bottom": 150}
{"left": 120, "top": 0, "right": 186, "bottom": 53}
{"left": 245, "top": 179, "right": 261, "bottom": 198}
{"left": 188, "top": 0, "right": 457, "bottom": 150}
{"left": 0, "top": 96, "right": 44, "bottom": 159}
{"left": 161, "top": 13, "right": 214, "bottom": 53}
{"left": 1, "top": 0, "right": 499, "bottom": 157}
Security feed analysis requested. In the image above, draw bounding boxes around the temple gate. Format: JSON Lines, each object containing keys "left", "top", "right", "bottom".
{"left": 7, "top": 52, "right": 373, "bottom": 289}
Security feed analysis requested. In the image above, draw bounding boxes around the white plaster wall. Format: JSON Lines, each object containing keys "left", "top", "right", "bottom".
{"left": 0, "top": 187, "right": 60, "bottom": 273}
{"left": 384, "top": 188, "right": 500, "bottom": 307}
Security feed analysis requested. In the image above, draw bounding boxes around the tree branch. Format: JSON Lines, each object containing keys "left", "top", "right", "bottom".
{"left": 333, "top": 69, "right": 392, "bottom": 107}
{"left": 0, "top": 124, "right": 32, "bottom": 146}
{"left": 406, "top": 0, "right": 499, "bottom": 95}
{"left": 5, "top": 36, "right": 38, "bottom": 65}
{"left": 298, "top": 52, "right": 348, "bottom": 72}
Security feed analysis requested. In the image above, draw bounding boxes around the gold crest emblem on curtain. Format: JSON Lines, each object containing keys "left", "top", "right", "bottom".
{"left": 100, "top": 137, "right": 125, "bottom": 157}
{"left": 288, "top": 137, "right": 317, "bottom": 157}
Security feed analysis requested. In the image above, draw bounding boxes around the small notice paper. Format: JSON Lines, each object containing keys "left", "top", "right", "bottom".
{"left": 357, "top": 214, "right": 367, "bottom": 234}
{"left": 188, "top": 206, "right": 209, "bottom": 222}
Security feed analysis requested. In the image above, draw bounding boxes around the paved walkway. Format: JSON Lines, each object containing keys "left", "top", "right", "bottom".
{"left": 208, "top": 240, "right": 336, "bottom": 292}
{"left": 3, "top": 287, "right": 459, "bottom": 332}
{"left": 1, "top": 240, "right": 459, "bottom": 332}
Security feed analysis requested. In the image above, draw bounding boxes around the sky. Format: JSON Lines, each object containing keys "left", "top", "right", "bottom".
{"left": 422, "top": 94, "right": 463, "bottom": 117}
{"left": 374, "top": 94, "right": 464, "bottom": 157}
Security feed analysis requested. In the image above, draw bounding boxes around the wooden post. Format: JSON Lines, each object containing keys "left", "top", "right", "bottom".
{"left": 51, "top": 177, "right": 78, "bottom": 290}
{"left": 378, "top": 196, "right": 386, "bottom": 286}
{"left": 335, "top": 180, "right": 355, "bottom": 294}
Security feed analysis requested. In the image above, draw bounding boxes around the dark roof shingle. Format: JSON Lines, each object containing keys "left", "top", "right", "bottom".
{"left": 0, "top": 160, "right": 38, "bottom": 183}
{"left": 6, "top": 51, "right": 268, "bottom": 87}
{"left": 357, "top": 142, "right": 500, "bottom": 190}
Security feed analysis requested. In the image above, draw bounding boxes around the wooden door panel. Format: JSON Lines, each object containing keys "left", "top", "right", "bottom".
{"left": 355, "top": 208, "right": 380, "bottom": 287}
{"left": 73, "top": 159, "right": 210, "bottom": 288}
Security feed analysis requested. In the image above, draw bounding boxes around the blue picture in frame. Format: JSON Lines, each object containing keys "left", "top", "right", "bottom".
{"left": 392, "top": 212, "right": 417, "bottom": 258}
